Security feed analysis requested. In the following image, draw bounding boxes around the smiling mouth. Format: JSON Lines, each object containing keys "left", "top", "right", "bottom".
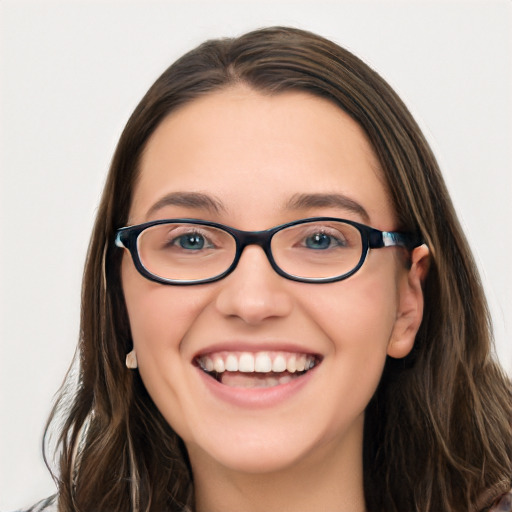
{"left": 195, "top": 351, "right": 321, "bottom": 388}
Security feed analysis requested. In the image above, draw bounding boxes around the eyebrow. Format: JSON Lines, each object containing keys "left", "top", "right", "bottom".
{"left": 145, "top": 191, "right": 370, "bottom": 223}
{"left": 285, "top": 193, "right": 370, "bottom": 222}
{"left": 146, "top": 191, "right": 226, "bottom": 218}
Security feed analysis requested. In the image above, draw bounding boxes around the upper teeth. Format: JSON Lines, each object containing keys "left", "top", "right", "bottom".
{"left": 197, "top": 351, "right": 316, "bottom": 374}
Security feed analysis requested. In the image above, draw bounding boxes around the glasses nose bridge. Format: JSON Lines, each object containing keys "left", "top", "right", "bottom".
{"left": 235, "top": 229, "right": 274, "bottom": 263}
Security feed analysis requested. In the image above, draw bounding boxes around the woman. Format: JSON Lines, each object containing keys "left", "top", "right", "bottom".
{"left": 29, "top": 27, "right": 511, "bottom": 511}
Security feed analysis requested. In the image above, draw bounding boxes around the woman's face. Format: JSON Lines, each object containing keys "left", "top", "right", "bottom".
{"left": 121, "top": 86, "right": 427, "bottom": 476}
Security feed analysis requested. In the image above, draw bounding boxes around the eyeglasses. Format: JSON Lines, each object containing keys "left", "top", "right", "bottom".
{"left": 115, "top": 217, "right": 422, "bottom": 285}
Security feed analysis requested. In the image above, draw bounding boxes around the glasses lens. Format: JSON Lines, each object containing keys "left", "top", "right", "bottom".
{"left": 271, "top": 220, "right": 363, "bottom": 279}
{"left": 137, "top": 223, "right": 236, "bottom": 282}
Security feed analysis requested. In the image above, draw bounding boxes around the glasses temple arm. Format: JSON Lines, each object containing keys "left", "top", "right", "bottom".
{"left": 371, "top": 231, "right": 423, "bottom": 250}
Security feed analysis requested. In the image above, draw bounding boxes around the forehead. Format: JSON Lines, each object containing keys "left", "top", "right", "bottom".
{"left": 131, "top": 86, "right": 395, "bottom": 228}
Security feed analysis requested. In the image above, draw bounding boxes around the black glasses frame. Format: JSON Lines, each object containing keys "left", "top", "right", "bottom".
{"left": 115, "top": 217, "right": 423, "bottom": 285}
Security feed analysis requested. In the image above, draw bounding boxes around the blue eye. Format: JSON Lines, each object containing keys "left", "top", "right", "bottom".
{"left": 177, "top": 233, "right": 205, "bottom": 250}
{"left": 305, "top": 233, "right": 334, "bottom": 250}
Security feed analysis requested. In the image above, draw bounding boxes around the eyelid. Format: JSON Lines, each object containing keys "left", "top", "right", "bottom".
{"left": 165, "top": 225, "right": 213, "bottom": 236}
{"left": 163, "top": 224, "right": 225, "bottom": 249}
{"left": 293, "top": 222, "right": 347, "bottom": 234}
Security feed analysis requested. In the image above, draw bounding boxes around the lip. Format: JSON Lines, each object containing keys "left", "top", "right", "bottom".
{"left": 193, "top": 343, "right": 322, "bottom": 409}
{"left": 195, "top": 364, "right": 319, "bottom": 408}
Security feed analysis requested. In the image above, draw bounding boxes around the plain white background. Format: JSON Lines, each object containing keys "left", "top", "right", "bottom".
{"left": 1, "top": 1, "right": 511, "bottom": 509}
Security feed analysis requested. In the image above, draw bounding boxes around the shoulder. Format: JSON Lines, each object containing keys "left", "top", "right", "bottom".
{"left": 486, "top": 490, "right": 512, "bottom": 512}
{"left": 14, "top": 495, "right": 57, "bottom": 512}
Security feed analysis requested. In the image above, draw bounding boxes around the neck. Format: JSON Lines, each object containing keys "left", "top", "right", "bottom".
{"left": 190, "top": 420, "right": 366, "bottom": 512}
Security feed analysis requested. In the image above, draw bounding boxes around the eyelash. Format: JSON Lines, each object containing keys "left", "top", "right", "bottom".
{"left": 165, "top": 228, "right": 215, "bottom": 248}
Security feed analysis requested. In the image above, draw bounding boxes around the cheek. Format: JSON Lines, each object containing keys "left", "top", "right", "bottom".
{"left": 121, "top": 257, "right": 212, "bottom": 435}
{"left": 300, "top": 264, "right": 399, "bottom": 415}
{"left": 306, "top": 270, "right": 398, "bottom": 351}
{"left": 122, "top": 256, "right": 203, "bottom": 348}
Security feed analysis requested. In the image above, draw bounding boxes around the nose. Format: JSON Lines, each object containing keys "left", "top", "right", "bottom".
{"left": 214, "top": 245, "right": 294, "bottom": 325}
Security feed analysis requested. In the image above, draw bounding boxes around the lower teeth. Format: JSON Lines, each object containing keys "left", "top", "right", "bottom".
{"left": 215, "top": 371, "right": 303, "bottom": 388}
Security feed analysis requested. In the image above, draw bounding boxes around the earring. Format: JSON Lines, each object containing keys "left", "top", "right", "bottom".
{"left": 126, "top": 350, "right": 138, "bottom": 369}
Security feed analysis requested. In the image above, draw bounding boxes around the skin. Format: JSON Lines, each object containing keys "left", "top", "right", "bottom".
{"left": 121, "top": 86, "right": 429, "bottom": 512}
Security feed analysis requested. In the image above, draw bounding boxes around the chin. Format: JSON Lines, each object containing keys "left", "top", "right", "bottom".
{"left": 188, "top": 438, "right": 315, "bottom": 476}
{"left": 184, "top": 415, "right": 358, "bottom": 478}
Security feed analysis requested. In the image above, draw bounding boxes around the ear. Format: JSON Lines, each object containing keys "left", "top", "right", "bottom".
{"left": 387, "top": 244, "right": 430, "bottom": 359}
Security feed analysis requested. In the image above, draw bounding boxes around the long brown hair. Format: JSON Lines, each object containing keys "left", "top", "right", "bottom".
{"left": 44, "top": 27, "right": 512, "bottom": 511}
